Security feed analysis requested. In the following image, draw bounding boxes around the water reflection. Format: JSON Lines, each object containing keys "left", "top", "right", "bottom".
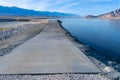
{"left": 110, "top": 20, "right": 120, "bottom": 31}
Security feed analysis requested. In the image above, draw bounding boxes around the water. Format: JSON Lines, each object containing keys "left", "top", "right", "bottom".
{"left": 60, "top": 19, "right": 120, "bottom": 62}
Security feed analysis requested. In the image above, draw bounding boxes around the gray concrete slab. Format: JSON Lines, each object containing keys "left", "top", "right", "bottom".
{"left": 0, "top": 20, "right": 100, "bottom": 74}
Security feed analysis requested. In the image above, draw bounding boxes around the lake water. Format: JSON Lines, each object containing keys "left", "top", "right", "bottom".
{"left": 60, "top": 19, "right": 120, "bottom": 62}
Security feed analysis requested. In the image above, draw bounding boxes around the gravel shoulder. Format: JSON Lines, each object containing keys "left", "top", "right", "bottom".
{"left": 0, "top": 74, "right": 109, "bottom": 80}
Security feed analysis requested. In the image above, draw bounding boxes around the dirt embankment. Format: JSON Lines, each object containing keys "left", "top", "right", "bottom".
{"left": 0, "top": 20, "right": 48, "bottom": 56}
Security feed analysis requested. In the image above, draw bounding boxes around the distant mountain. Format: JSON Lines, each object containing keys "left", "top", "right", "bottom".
{"left": 85, "top": 15, "right": 97, "bottom": 18}
{"left": 0, "top": 6, "right": 78, "bottom": 17}
{"left": 86, "top": 8, "right": 120, "bottom": 19}
{"left": 98, "top": 9, "right": 120, "bottom": 19}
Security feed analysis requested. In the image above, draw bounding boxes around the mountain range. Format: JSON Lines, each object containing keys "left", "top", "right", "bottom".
{"left": 0, "top": 6, "right": 77, "bottom": 17}
{"left": 98, "top": 9, "right": 120, "bottom": 19}
{"left": 86, "top": 8, "right": 120, "bottom": 19}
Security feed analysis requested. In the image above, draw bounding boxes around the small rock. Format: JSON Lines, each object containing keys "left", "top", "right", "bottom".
{"left": 103, "top": 66, "right": 114, "bottom": 72}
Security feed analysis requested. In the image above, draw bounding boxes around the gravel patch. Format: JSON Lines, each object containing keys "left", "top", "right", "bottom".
{"left": 0, "top": 23, "right": 43, "bottom": 41}
{"left": 0, "top": 74, "right": 109, "bottom": 80}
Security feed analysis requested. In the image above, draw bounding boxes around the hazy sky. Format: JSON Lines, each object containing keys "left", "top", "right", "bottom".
{"left": 0, "top": 0, "right": 119, "bottom": 15}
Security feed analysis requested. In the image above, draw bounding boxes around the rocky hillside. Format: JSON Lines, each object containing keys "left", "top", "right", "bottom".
{"left": 98, "top": 9, "right": 120, "bottom": 19}
{"left": 86, "top": 8, "right": 120, "bottom": 19}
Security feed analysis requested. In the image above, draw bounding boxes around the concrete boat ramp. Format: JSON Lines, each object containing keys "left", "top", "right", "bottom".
{"left": 0, "top": 20, "right": 100, "bottom": 74}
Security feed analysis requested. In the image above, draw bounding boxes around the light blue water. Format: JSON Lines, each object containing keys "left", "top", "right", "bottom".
{"left": 61, "top": 19, "right": 120, "bottom": 62}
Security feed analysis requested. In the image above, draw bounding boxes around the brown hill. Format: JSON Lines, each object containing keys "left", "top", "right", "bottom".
{"left": 98, "top": 9, "right": 120, "bottom": 19}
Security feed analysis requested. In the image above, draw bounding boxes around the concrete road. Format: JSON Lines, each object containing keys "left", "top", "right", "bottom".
{"left": 0, "top": 20, "right": 100, "bottom": 74}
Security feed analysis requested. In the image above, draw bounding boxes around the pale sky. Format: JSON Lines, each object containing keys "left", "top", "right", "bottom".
{"left": 0, "top": 0, "right": 120, "bottom": 15}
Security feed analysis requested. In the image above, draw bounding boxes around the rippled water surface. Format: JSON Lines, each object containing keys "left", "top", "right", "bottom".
{"left": 61, "top": 19, "right": 120, "bottom": 62}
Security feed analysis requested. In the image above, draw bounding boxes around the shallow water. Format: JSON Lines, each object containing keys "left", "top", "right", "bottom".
{"left": 61, "top": 19, "right": 120, "bottom": 62}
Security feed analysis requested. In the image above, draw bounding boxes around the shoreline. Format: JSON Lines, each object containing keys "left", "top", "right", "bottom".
{"left": 0, "top": 20, "right": 119, "bottom": 80}
{"left": 57, "top": 20, "right": 120, "bottom": 80}
{"left": 0, "top": 20, "right": 109, "bottom": 80}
